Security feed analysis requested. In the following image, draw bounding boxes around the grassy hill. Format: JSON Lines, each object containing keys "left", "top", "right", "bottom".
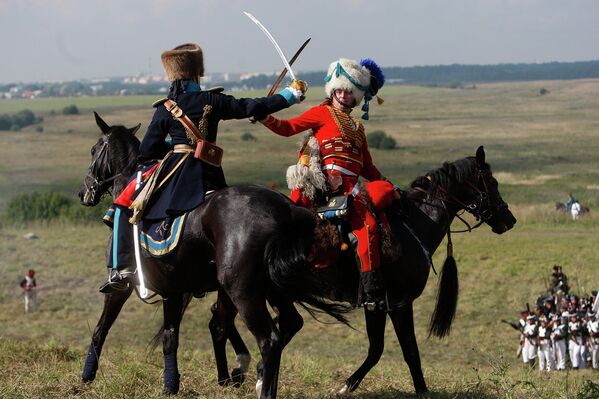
{"left": 0, "top": 81, "right": 598, "bottom": 398}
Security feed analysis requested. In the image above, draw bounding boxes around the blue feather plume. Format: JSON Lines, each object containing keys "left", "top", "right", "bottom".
{"left": 360, "top": 58, "right": 385, "bottom": 88}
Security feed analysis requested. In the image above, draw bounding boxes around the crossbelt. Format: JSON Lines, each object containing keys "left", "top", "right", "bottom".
{"left": 322, "top": 163, "right": 357, "bottom": 177}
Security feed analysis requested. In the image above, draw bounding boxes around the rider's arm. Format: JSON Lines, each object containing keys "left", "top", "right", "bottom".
{"left": 138, "top": 107, "right": 172, "bottom": 161}
{"left": 361, "top": 137, "right": 383, "bottom": 181}
{"left": 210, "top": 91, "right": 290, "bottom": 122}
{"left": 260, "top": 106, "right": 324, "bottom": 137}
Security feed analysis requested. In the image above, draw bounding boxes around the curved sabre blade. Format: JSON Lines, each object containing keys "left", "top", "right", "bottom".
{"left": 243, "top": 11, "right": 296, "bottom": 81}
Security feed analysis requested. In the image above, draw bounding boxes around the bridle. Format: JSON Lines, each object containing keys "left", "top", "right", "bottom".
{"left": 83, "top": 135, "right": 123, "bottom": 202}
{"left": 416, "top": 166, "right": 504, "bottom": 233}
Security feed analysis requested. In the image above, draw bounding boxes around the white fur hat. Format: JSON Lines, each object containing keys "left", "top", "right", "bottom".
{"left": 324, "top": 58, "right": 371, "bottom": 106}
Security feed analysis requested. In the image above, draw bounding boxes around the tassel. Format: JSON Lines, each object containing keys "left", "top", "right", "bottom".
{"left": 377, "top": 96, "right": 384, "bottom": 105}
{"left": 361, "top": 102, "right": 369, "bottom": 112}
{"left": 361, "top": 112, "right": 369, "bottom": 120}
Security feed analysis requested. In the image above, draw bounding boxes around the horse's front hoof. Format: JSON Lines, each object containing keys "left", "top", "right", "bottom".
{"left": 416, "top": 388, "right": 430, "bottom": 398}
{"left": 231, "top": 367, "right": 245, "bottom": 387}
{"left": 255, "top": 378, "right": 263, "bottom": 397}
{"left": 163, "top": 372, "right": 180, "bottom": 395}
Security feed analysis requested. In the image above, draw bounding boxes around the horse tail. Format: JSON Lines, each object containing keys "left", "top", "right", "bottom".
{"left": 428, "top": 255, "right": 459, "bottom": 338}
{"left": 149, "top": 292, "right": 194, "bottom": 352}
{"left": 265, "top": 207, "right": 351, "bottom": 326}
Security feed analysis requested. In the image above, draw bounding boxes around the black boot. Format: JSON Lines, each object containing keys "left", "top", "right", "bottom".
{"left": 361, "top": 269, "right": 387, "bottom": 311}
{"left": 99, "top": 265, "right": 137, "bottom": 294}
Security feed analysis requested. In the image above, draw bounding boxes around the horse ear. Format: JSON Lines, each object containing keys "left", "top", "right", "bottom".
{"left": 476, "top": 146, "right": 486, "bottom": 165}
{"left": 94, "top": 111, "right": 111, "bottom": 134}
{"left": 129, "top": 123, "right": 141, "bottom": 136}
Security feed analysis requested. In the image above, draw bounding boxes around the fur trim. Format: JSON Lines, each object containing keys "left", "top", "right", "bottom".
{"left": 324, "top": 58, "right": 371, "bottom": 105}
{"left": 286, "top": 134, "right": 326, "bottom": 200}
{"left": 161, "top": 43, "right": 204, "bottom": 82}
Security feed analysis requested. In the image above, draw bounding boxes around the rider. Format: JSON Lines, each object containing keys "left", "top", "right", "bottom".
{"left": 260, "top": 58, "right": 398, "bottom": 310}
{"left": 100, "top": 43, "right": 307, "bottom": 293}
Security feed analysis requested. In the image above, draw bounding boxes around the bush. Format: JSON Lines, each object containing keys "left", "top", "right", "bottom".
{"left": 539, "top": 87, "right": 549, "bottom": 95}
{"left": 0, "top": 109, "right": 40, "bottom": 131}
{"left": 367, "top": 130, "right": 397, "bottom": 150}
{"left": 2, "top": 191, "right": 109, "bottom": 224}
{"left": 35, "top": 126, "right": 44, "bottom": 133}
{"left": 241, "top": 132, "right": 257, "bottom": 142}
{"left": 62, "top": 104, "right": 79, "bottom": 115}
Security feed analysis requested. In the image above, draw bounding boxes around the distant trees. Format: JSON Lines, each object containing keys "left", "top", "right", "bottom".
{"left": 0, "top": 109, "right": 41, "bottom": 131}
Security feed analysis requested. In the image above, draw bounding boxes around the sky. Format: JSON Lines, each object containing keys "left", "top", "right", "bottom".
{"left": 1, "top": 0, "right": 598, "bottom": 84}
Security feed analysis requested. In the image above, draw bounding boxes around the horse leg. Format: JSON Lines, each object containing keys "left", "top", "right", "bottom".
{"left": 209, "top": 289, "right": 250, "bottom": 387}
{"left": 389, "top": 304, "right": 428, "bottom": 395}
{"left": 82, "top": 287, "right": 133, "bottom": 383}
{"left": 338, "top": 309, "right": 387, "bottom": 395}
{"left": 162, "top": 293, "right": 184, "bottom": 394}
{"left": 232, "top": 297, "right": 283, "bottom": 399}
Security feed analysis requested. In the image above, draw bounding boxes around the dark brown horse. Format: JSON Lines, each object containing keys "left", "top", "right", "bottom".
{"left": 79, "top": 113, "right": 516, "bottom": 397}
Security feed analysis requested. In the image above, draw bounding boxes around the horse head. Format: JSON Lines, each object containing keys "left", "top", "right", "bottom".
{"left": 453, "top": 146, "right": 516, "bottom": 234}
{"left": 416, "top": 146, "right": 516, "bottom": 235}
{"left": 78, "top": 112, "right": 141, "bottom": 206}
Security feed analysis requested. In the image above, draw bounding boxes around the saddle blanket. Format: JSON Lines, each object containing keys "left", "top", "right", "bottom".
{"left": 103, "top": 207, "right": 188, "bottom": 258}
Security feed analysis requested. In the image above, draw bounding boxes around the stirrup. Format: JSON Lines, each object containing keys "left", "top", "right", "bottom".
{"left": 98, "top": 268, "right": 136, "bottom": 294}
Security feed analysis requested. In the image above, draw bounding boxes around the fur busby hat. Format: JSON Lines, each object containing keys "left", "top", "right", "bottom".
{"left": 324, "top": 58, "right": 386, "bottom": 120}
{"left": 161, "top": 43, "right": 204, "bottom": 82}
{"left": 324, "top": 58, "right": 371, "bottom": 106}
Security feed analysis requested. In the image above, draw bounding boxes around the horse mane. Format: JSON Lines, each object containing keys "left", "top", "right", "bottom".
{"left": 106, "top": 125, "right": 140, "bottom": 176}
{"left": 410, "top": 156, "right": 479, "bottom": 197}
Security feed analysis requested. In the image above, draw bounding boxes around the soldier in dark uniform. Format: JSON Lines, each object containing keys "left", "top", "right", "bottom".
{"left": 100, "top": 43, "right": 307, "bottom": 293}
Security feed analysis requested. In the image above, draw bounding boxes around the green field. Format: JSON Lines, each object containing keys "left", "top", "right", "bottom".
{"left": 1, "top": 81, "right": 598, "bottom": 398}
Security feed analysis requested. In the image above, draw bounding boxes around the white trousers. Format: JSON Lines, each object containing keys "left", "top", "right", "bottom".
{"left": 537, "top": 341, "right": 555, "bottom": 371}
{"left": 569, "top": 337, "right": 586, "bottom": 369}
{"left": 523, "top": 339, "right": 537, "bottom": 364}
{"left": 590, "top": 338, "right": 599, "bottom": 369}
{"left": 24, "top": 290, "right": 37, "bottom": 313}
{"left": 554, "top": 339, "right": 567, "bottom": 370}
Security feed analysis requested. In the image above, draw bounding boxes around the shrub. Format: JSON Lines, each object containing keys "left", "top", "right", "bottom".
{"left": 539, "top": 87, "right": 549, "bottom": 95}
{"left": 62, "top": 104, "right": 79, "bottom": 115}
{"left": 241, "top": 132, "right": 257, "bottom": 142}
{"left": 0, "top": 109, "right": 40, "bottom": 131}
{"left": 2, "top": 191, "right": 109, "bottom": 224}
{"left": 35, "top": 126, "right": 44, "bottom": 133}
{"left": 367, "top": 130, "right": 397, "bottom": 150}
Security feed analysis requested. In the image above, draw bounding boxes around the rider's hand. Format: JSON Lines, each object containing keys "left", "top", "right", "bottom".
{"left": 277, "top": 79, "right": 308, "bottom": 105}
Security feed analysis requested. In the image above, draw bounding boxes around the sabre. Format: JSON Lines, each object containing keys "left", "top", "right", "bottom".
{"left": 268, "top": 37, "right": 310, "bottom": 96}
{"left": 243, "top": 11, "right": 297, "bottom": 81}
{"left": 132, "top": 171, "right": 149, "bottom": 299}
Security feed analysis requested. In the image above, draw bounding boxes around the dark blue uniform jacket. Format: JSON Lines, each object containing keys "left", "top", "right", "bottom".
{"left": 137, "top": 83, "right": 289, "bottom": 220}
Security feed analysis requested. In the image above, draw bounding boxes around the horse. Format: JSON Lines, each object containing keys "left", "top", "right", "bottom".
{"left": 79, "top": 113, "right": 516, "bottom": 397}
{"left": 210, "top": 145, "right": 517, "bottom": 396}
{"left": 78, "top": 113, "right": 350, "bottom": 399}
{"left": 555, "top": 201, "right": 589, "bottom": 218}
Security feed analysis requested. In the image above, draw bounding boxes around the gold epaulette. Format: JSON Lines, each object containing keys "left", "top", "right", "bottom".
{"left": 152, "top": 98, "right": 168, "bottom": 108}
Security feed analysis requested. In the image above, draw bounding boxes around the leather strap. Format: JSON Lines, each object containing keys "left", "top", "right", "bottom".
{"left": 164, "top": 99, "right": 205, "bottom": 141}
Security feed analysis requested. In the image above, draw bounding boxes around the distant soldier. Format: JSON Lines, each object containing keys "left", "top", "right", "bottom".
{"left": 522, "top": 315, "right": 538, "bottom": 367}
{"left": 565, "top": 192, "right": 577, "bottom": 212}
{"left": 550, "top": 265, "right": 569, "bottom": 296}
{"left": 19, "top": 269, "right": 37, "bottom": 313}
{"left": 568, "top": 313, "right": 586, "bottom": 369}
{"left": 587, "top": 312, "right": 599, "bottom": 369}
{"left": 552, "top": 314, "right": 568, "bottom": 370}
{"left": 537, "top": 318, "right": 555, "bottom": 371}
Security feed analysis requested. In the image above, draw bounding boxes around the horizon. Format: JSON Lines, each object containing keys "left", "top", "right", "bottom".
{"left": 3, "top": 58, "right": 599, "bottom": 86}
{"left": 1, "top": 0, "right": 598, "bottom": 84}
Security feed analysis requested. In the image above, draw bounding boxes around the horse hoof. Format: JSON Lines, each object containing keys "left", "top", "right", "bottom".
{"left": 255, "top": 378, "right": 263, "bottom": 398}
{"left": 336, "top": 384, "right": 350, "bottom": 396}
{"left": 231, "top": 367, "right": 245, "bottom": 387}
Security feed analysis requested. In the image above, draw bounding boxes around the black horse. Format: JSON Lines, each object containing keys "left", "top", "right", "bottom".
{"left": 211, "top": 145, "right": 517, "bottom": 396}
{"left": 79, "top": 113, "right": 350, "bottom": 399}
{"left": 79, "top": 113, "right": 516, "bottom": 397}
